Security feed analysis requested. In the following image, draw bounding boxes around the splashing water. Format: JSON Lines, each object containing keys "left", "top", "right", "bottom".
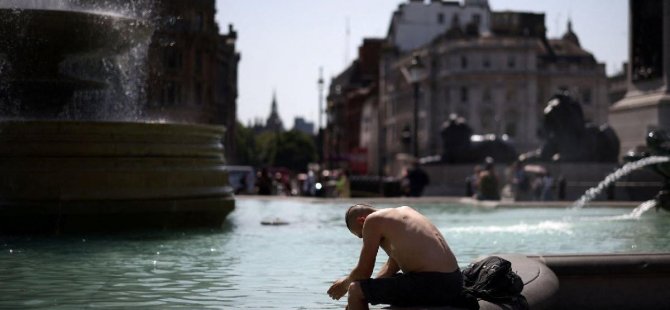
{"left": 0, "top": 0, "right": 157, "bottom": 121}
{"left": 445, "top": 220, "right": 573, "bottom": 235}
{"left": 0, "top": 0, "right": 155, "bottom": 19}
{"left": 618, "top": 200, "right": 658, "bottom": 220}
{"left": 572, "top": 156, "right": 670, "bottom": 209}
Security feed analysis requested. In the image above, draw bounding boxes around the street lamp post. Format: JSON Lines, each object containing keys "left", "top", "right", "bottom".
{"left": 402, "top": 53, "right": 426, "bottom": 159}
{"left": 317, "top": 67, "right": 324, "bottom": 131}
{"left": 317, "top": 67, "right": 325, "bottom": 166}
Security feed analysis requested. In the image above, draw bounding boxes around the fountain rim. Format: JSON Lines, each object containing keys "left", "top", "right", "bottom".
{"left": 0, "top": 120, "right": 226, "bottom": 135}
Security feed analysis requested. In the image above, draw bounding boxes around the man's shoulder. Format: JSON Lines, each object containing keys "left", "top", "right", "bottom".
{"left": 365, "top": 208, "right": 397, "bottom": 225}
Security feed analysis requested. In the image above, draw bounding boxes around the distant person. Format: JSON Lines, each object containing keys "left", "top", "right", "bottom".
{"left": 256, "top": 167, "right": 273, "bottom": 195}
{"left": 531, "top": 173, "right": 544, "bottom": 201}
{"left": 557, "top": 175, "right": 567, "bottom": 200}
{"left": 541, "top": 172, "right": 554, "bottom": 201}
{"left": 512, "top": 162, "right": 530, "bottom": 201}
{"left": 235, "top": 175, "right": 247, "bottom": 195}
{"left": 303, "top": 170, "right": 317, "bottom": 196}
{"left": 336, "top": 170, "right": 351, "bottom": 198}
{"left": 327, "top": 204, "right": 467, "bottom": 309}
{"left": 465, "top": 165, "right": 482, "bottom": 198}
{"left": 407, "top": 163, "right": 430, "bottom": 197}
{"left": 475, "top": 159, "right": 500, "bottom": 201}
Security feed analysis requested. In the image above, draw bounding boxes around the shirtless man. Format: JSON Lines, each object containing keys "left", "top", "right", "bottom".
{"left": 327, "top": 204, "right": 463, "bottom": 309}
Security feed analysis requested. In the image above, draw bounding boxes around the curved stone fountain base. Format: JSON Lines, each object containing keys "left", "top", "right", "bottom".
{"left": 0, "top": 121, "right": 234, "bottom": 233}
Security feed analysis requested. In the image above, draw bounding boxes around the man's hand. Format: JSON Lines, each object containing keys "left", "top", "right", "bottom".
{"left": 327, "top": 276, "right": 351, "bottom": 300}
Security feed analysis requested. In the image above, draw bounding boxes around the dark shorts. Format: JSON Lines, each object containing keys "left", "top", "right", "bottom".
{"left": 359, "top": 269, "right": 464, "bottom": 307}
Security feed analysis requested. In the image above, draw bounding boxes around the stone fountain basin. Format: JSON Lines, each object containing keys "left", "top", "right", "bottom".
{"left": 0, "top": 121, "right": 234, "bottom": 232}
{"left": 0, "top": 8, "right": 152, "bottom": 80}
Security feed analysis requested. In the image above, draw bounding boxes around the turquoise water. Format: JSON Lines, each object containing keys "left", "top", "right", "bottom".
{"left": 1, "top": 198, "right": 670, "bottom": 309}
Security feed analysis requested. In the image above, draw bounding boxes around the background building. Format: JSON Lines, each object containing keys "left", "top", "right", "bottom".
{"left": 379, "top": 9, "right": 608, "bottom": 174}
{"left": 146, "top": 0, "right": 240, "bottom": 161}
{"left": 387, "top": 0, "right": 491, "bottom": 52}
{"left": 326, "top": 0, "right": 610, "bottom": 176}
{"left": 292, "top": 117, "right": 315, "bottom": 135}
{"left": 325, "top": 38, "right": 384, "bottom": 174}
{"left": 250, "top": 92, "right": 285, "bottom": 134}
{"left": 610, "top": 0, "right": 670, "bottom": 156}
{"left": 608, "top": 63, "right": 628, "bottom": 106}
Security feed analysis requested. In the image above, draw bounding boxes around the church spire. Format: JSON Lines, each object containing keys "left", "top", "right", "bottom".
{"left": 271, "top": 89, "right": 278, "bottom": 114}
{"left": 266, "top": 89, "right": 284, "bottom": 132}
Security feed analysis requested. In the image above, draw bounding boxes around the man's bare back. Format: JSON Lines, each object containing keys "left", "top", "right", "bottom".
{"left": 373, "top": 206, "right": 458, "bottom": 274}
{"left": 328, "top": 204, "right": 463, "bottom": 309}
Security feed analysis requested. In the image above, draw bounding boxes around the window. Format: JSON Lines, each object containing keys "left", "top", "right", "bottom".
{"left": 452, "top": 14, "right": 460, "bottom": 28}
{"left": 505, "top": 122, "right": 517, "bottom": 137}
{"left": 461, "top": 56, "right": 468, "bottom": 69}
{"left": 437, "top": 13, "right": 445, "bottom": 24}
{"left": 506, "top": 87, "right": 517, "bottom": 103}
{"left": 473, "top": 14, "right": 481, "bottom": 26}
{"left": 460, "top": 86, "right": 469, "bottom": 102}
{"left": 507, "top": 55, "right": 516, "bottom": 68}
{"left": 481, "top": 108, "right": 494, "bottom": 132}
{"left": 581, "top": 88, "right": 592, "bottom": 105}
{"left": 505, "top": 109, "right": 519, "bottom": 137}
{"left": 482, "top": 55, "right": 490, "bottom": 68}
{"left": 482, "top": 87, "right": 491, "bottom": 103}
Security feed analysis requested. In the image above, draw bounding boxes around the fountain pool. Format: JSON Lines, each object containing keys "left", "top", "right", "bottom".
{"left": 1, "top": 198, "right": 669, "bottom": 309}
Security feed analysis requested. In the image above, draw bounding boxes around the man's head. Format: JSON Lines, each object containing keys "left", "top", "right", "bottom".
{"left": 345, "top": 204, "right": 377, "bottom": 238}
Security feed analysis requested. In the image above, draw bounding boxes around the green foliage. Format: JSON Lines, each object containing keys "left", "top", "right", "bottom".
{"left": 234, "top": 122, "right": 260, "bottom": 166}
{"left": 234, "top": 122, "right": 317, "bottom": 172}
{"left": 273, "top": 130, "right": 317, "bottom": 172}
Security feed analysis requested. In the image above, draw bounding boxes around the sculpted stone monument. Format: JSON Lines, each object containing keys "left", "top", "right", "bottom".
{"left": 624, "top": 129, "right": 670, "bottom": 212}
{"left": 520, "top": 93, "right": 620, "bottom": 163}
{"left": 610, "top": 0, "right": 670, "bottom": 157}
{"left": 440, "top": 114, "right": 517, "bottom": 164}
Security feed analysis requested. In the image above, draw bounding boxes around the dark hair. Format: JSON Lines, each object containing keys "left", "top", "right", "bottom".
{"left": 345, "top": 206, "right": 355, "bottom": 230}
{"left": 345, "top": 204, "right": 375, "bottom": 230}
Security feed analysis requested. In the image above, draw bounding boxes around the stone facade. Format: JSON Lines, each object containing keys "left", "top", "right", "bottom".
{"left": 610, "top": 0, "right": 670, "bottom": 156}
{"left": 146, "top": 0, "right": 239, "bottom": 161}
{"left": 380, "top": 10, "right": 608, "bottom": 175}
{"left": 388, "top": 0, "right": 491, "bottom": 52}
{"left": 325, "top": 38, "right": 384, "bottom": 173}
{"left": 608, "top": 63, "right": 628, "bottom": 105}
{"left": 216, "top": 27, "right": 240, "bottom": 163}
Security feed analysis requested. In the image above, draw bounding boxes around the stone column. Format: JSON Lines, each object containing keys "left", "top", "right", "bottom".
{"left": 610, "top": 0, "right": 670, "bottom": 157}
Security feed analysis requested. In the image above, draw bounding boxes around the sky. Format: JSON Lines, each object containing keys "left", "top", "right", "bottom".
{"left": 216, "top": 0, "right": 628, "bottom": 130}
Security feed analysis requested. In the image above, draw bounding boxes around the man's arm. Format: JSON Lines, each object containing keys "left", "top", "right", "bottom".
{"left": 327, "top": 216, "right": 383, "bottom": 300}
{"left": 349, "top": 216, "right": 382, "bottom": 280}
{"left": 375, "top": 257, "right": 400, "bottom": 279}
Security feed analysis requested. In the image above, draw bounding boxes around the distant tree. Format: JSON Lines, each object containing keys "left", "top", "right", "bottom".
{"left": 273, "top": 130, "right": 317, "bottom": 172}
{"left": 234, "top": 122, "right": 317, "bottom": 172}
{"left": 234, "top": 121, "right": 260, "bottom": 166}
{"left": 256, "top": 131, "right": 278, "bottom": 166}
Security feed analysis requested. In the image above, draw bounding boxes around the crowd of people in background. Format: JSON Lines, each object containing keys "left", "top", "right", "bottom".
{"left": 234, "top": 158, "right": 570, "bottom": 202}
{"left": 466, "top": 159, "right": 567, "bottom": 202}
{"left": 236, "top": 165, "right": 354, "bottom": 198}
{"left": 233, "top": 161, "right": 432, "bottom": 199}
